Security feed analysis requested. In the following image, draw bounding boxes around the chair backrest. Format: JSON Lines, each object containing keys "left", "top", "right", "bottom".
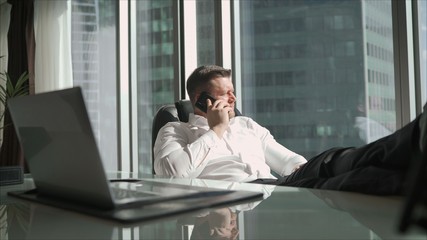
{"left": 151, "top": 100, "right": 193, "bottom": 174}
{"left": 152, "top": 100, "right": 241, "bottom": 174}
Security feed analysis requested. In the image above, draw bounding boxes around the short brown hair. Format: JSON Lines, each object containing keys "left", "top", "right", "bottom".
{"left": 186, "top": 65, "right": 232, "bottom": 102}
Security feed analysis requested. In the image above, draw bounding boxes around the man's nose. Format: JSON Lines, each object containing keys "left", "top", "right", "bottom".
{"left": 229, "top": 93, "right": 236, "bottom": 102}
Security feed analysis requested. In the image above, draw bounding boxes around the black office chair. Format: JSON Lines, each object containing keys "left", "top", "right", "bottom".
{"left": 151, "top": 100, "right": 241, "bottom": 174}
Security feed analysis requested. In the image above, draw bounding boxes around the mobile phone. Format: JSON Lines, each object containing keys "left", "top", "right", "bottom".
{"left": 195, "top": 92, "right": 216, "bottom": 113}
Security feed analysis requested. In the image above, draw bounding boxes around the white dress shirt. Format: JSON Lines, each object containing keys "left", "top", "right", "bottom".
{"left": 154, "top": 113, "right": 307, "bottom": 182}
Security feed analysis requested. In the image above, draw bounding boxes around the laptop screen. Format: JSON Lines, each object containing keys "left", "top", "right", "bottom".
{"left": 8, "top": 87, "right": 115, "bottom": 208}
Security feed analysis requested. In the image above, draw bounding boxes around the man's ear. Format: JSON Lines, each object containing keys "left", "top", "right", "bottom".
{"left": 192, "top": 92, "right": 200, "bottom": 113}
{"left": 191, "top": 93, "right": 200, "bottom": 108}
{"left": 193, "top": 92, "right": 200, "bottom": 103}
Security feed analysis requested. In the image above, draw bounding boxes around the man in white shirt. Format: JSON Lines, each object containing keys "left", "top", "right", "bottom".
{"left": 154, "top": 65, "right": 426, "bottom": 195}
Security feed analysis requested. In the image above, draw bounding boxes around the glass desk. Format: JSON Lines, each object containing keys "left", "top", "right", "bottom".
{"left": 0, "top": 173, "right": 425, "bottom": 240}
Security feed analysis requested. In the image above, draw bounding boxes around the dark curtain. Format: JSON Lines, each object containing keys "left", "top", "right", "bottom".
{"left": 0, "top": 0, "right": 34, "bottom": 172}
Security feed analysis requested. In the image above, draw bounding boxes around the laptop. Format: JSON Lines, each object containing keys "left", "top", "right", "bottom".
{"left": 7, "top": 87, "right": 263, "bottom": 223}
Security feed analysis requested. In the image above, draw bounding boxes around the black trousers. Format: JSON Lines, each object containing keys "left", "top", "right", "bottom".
{"left": 255, "top": 115, "right": 421, "bottom": 195}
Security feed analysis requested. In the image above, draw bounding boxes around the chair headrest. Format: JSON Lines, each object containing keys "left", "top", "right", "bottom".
{"left": 175, "top": 100, "right": 194, "bottom": 122}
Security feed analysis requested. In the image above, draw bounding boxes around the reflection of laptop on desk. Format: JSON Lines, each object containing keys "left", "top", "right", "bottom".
{"left": 7, "top": 87, "right": 262, "bottom": 223}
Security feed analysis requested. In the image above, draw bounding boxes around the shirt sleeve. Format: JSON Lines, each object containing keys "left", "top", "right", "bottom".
{"left": 264, "top": 139, "right": 307, "bottom": 176}
{"left": 153, "top": 122, "right": 221, "bottom": 177}
{"left": 248, "top": 118, "right": 307, "bottom": 177}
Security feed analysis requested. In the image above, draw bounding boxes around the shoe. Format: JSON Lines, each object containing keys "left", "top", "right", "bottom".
{"left": 419, "top": 102, "right": 427, "bottom": 153}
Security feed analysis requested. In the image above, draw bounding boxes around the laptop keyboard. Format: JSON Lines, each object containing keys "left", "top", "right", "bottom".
{"left": 111, "top": 186, "right": 159, "bottom": 200}
{"left": 108, "top": 180, "right": 228, "bottom": 205}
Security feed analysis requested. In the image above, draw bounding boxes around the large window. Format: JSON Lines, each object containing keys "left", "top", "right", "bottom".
{"left": 71, "top": 0, "right": 118, "bottom": 170}
{"left": 66, "top": 0, "right": 425, "bottom": 173}
{"left": 236, "top": 0, "right": 396, "bottom": 159}
{"left": 135, "top": 0, "right": 177, "bottom": 173}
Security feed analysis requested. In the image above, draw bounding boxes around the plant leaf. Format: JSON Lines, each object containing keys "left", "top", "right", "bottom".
{"left": 5, "top": 73, "right": 14, "bottom": 98}
{"left": 0, "top": 84, "right": 6, "bottom": 100}
{"left": 13, "top": 88, "right": 28, "bottom": 98}
{"left": 13, "top": 72, "right": 29, "bottom": 97}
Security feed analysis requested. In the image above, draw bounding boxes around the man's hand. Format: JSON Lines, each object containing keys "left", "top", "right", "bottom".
{"left": 207, "top": 99, "right": 232, "bottom": 138}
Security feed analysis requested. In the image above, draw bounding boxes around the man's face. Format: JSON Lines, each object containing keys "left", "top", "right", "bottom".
{"left": 207, "top": 208, "right": 238, "bottom": 239}
{"left": 195, "top": 76, "right": 236, "bottom": 118}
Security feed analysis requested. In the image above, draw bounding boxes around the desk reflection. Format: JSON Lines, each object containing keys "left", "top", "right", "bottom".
{"left": 310, "top": 190, "right": 425, "bottom": 240}
{"left": 1, "top": 201, "right": 257, "bottom": 240}
{"left": 1, "top": 178, "right": 273, "bottom": 240}
{"left": 2, "top": 202, "right": 117, "bottom": 240}
{"left": 2, "top": 177, "right": 425, "bottom": 240}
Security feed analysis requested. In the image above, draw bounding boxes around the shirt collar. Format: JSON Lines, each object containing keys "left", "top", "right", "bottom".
{"left": 188, "top": 113, "right": 209, "bottom": 128}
